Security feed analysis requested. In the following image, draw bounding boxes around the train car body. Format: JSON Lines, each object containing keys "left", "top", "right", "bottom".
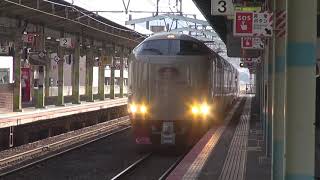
{"left": 128, "top": 33, "right": 238, "bottom": 146}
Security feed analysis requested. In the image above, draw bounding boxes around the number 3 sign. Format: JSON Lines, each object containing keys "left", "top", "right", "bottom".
{"left": 211, "top": 0, "right": 234, "bottom": 16}
{"left": 59, "top": 38, "right": 73, "bottom": 48}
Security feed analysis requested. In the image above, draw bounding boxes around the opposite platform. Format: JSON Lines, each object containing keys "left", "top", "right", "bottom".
{"left": 0, "top": 98, "right": 127, "bottom": 128}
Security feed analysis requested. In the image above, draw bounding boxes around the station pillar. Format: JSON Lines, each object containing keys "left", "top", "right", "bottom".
{"left": 98, "top": 47, "right": 106, "bottom": 101}
{"left": 267, "top": 38, "right": 275, "bottom": 158}
{"left": 72, "top": 35, "right": 81, "bottom": 104}
{"left": 109, "top": 45, "right": 115, "bottom": 99}
{"left": 110, "top": 58, "right": 115, "bottom": 99}
{"left": 13, "top": 32, "right": 22, "bottom": 112}
{"left": 34, "top": 25, "right": 45, "bottom": 109}
{"left": 45, "top": 52, "right": 51, "bottom": 98}
{"left": 119, "top": 47, "right": 124, "bottom": 98}
{"left": 285, "top": 0, "right": 316, "bottom": 179}
{"left": 85, "top": 42, "right": 94, "bottom": 102}
{"left": 57, "top": 32, "right": 65, "bottom": 106}
{"left": 272, "top": 0, "right": 287, "bottom": 178}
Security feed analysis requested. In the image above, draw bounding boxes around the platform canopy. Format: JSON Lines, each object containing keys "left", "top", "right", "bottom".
{"left": 0, "top": 0, "right": 145, "bottom": 46}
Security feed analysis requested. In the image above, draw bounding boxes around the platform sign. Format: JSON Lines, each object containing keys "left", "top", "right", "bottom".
{"left": 0, "top": 45, "right": 9, "bottom": 55}
{"left": 234, "top": 11, "right": 254, "bottom": 36}
{"left": 234, "top": 11, "right": 273, "bottom": 37}
{"left": 211, "top": 0, "right": 234, "bottom": 16}
{"left": 241, "top": 37, "right": 264, "bottom": 49}
{"left": 22, "top": 34, "right": 36, "bottom": 43}
{"left": 234, "top": 6, "right": 261, "bottom": 12}
{"left": 59, "top": 38, "right": 73, "bottom": 48}
{"left": 241, "top": 57, "right": 261, "bottom": 63}
{"left": 253, "top": 12, "right": 273, "bottom": 37}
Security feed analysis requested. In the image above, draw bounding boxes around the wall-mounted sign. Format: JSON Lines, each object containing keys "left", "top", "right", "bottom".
{"left": 241, "top": 57, "right": 261, "bottom": 63}
{"left": 59, "top": 38, "right": 73, "bottom": 48}
{"left": 22, "top": 34, "right": 36, "bottom": 43}
{"left": 253, "top": 12, "right": 273, "bottom": 36}
{"left": 234, "top": 11, "right": 273, "bottom": 37}
{"left": 234, "top": 11, "right": 254, "bottom": 36}
{"left": 211, "top": 0, "right": 235, "bottom": 16}
{"left": 241, "top": 37, "right": 264, "bottom": 49}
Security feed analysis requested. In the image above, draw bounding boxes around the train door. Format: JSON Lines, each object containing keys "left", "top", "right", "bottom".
{"left": 21, "top": 68, "right": 31, "bottom": 102}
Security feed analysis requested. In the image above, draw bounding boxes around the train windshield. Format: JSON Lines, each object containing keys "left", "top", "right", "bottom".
{"left": 135, "top": 39, "right": 208, "bottom": 55}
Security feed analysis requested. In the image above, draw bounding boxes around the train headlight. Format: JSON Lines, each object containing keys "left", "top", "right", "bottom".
{"left": 190, "top": 103, "right": 210, "bottom": 116}
{"left": 200, "top": 104, "right": 210, "bottom": 115}
{"left": 140, "top": 105, "right": 147, "bottom": 114}
{"left": 129, "top": 103, "right": 148, "bottom": 115}
{"left": 129, "top": 104, "right": 137, "bottom": 113}
{"left": 191, "top": 106, "right": 199, "bottom": 115}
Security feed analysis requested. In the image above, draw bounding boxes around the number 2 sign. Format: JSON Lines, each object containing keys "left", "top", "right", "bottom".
{"left": 211, "top": 0, "right": 234, "bottom": 16}
{"left": 59, "top": 38, "right": 73, "bottom": 48}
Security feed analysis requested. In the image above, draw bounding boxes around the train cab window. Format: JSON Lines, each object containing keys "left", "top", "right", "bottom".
{"left": 135, "top": 40, "right": 169, "bottom": 55}
{"left": 172, "top": 40, "right": 208, "bottom": 55}
{"left": 135, "top": 39, "right": 208, "bottom": 56}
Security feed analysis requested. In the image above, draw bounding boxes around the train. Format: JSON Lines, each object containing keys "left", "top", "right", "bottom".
{"left": 127, "top": 33, "right": 239, "bottom": 147}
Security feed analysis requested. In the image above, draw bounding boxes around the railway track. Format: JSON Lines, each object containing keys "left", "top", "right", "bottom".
{"left": 0, "top": 116, "right": 131, "bottom": 177}
{"left": 111, "top": 151, "right": 187, "bottom": 180}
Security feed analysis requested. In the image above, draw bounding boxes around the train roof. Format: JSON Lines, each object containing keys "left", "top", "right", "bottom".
{"left": 140, "top": 33, "right": 238, "bottom": 73}
{"left": 144, "top": 32, "right": 202, "bottom": 43}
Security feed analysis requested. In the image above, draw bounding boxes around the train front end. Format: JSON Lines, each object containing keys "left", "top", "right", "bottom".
{"left": 128, "top": 33, "right": 212, "bottom": 146}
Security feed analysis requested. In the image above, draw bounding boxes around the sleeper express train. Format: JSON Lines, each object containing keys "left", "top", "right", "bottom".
{"left": 127, "top": 33, "right": 238, "bottom": 146}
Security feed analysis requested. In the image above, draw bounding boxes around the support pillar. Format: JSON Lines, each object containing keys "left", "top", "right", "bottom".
{"left": 98, "top": 47, "right": 106, "bottom": 100}
{"left": 272, "top": 0, "right": 287, "bottom": 178}
{"left": 34, "top": 65, "right": 45, "bottom": 109}
{"left": 119, "top": 47, "right": 124, "bottom": 98}
{"left": 85, "top": 42, "right": 94, "bottom": 102}
{"left": 72, "top": 35, "right": 81, "bottom": 104}
{"left": 13, "top": 32, "right": 22, "bottom": 112}
{"left": 109, "top": 45, "right": 115, "bottom": 99}
{"left": 45, "top": 54, "right": 50, "bottom": 98}
{"left": 57, "top": 32, "right": 65, "bottom": 106}
{"left": 285, "top": 0, "right": 316, "bottom": 179}
{"left": 267, "top": 38, "right": 275, "bottom": 158}
{"left": 263, "top": 44, "right": 271, "bottom": 157}
{"left": 110, "top": 60, "right": 115, "bottom": 99}
{"left": 34, "top": 26, "right": 45, "bottom": 109}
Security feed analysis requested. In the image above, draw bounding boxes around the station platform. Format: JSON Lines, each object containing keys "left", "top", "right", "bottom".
{"left": 167, "top": 96, "right": 271, "bottom": 180}
{"left": 0, "top": 98, "right": 127, "bottom": 128}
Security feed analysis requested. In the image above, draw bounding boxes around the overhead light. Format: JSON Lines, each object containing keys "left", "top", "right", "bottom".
{"left": 23, "top": 32, "right": 27, "bottom": 35}
{"left": 46, "top": 36, "right": 52, "bottom": 40}
{"left": 56, "top": 39, "right": 60, "bottom": 42}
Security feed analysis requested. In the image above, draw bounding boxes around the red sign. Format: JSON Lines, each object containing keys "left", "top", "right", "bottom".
{"left": 234, "top": 11, "right": 254, "bottom": 36}
{"left": 22, "top": 34, "right": 36, "bottom": 43}
{"left": 241, "top": 37, "right": 253, "bottom": 48}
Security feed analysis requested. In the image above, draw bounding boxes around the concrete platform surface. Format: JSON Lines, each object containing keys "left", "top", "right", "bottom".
{"left": 167, "top": 96, "right": 271, "bottom": 180}
{"left": 0, "top": 98, "right": 127, "bottom": 128}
